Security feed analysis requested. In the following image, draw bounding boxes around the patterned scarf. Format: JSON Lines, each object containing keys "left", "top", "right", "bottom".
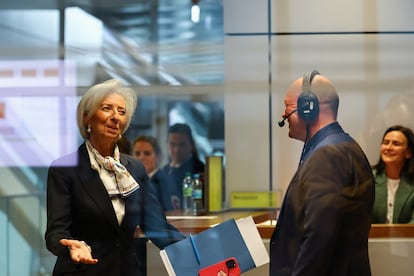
{"left": 87, "top": 141, "right": 139, "bottom": 198}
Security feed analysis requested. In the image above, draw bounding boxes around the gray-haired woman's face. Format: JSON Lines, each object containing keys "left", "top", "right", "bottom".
{"left": 86, "top": 93, "right": 127, "bottom": 145}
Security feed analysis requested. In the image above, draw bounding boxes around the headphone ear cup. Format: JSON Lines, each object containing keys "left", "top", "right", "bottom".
{"left": 297, "top": 91, "right": 319, "bottom": 123}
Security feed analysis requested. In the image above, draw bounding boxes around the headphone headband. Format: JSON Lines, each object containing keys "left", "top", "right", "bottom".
{"left": 297, "top": 69, "right": 321, "bottom": 124}
{"left": 302, "top": 70, "right": 320, "bottom": 93}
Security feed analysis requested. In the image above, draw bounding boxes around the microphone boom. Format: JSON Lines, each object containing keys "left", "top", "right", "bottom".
{"left": 277, "top": 109, "right": 297, "bottom": 128}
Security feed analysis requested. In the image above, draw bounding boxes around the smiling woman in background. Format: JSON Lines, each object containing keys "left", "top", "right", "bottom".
{"left": 372, "top": 125, "right": 414, "bottom": 224}
{"left": 45, "top": 79, "right": 184, "bottom": 275}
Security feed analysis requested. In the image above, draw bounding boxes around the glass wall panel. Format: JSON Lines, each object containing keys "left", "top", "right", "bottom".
{"left": 1, "top": 0, "right": 414, "bottom": 275}
{"left": 270, "top": 34, "right": 414, "bottom": 195}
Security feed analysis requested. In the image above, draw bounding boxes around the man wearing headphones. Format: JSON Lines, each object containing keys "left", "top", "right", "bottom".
{"left": 271, "top": 71, "right": 375, "bottom": 275}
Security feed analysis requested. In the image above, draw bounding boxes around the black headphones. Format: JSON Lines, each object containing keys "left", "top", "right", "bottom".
{"left": 297, "top": 70, "right": 320, "bottom": 124}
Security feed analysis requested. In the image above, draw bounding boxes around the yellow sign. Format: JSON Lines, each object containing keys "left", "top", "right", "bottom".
{"left": 231, "top": 191, "right": 277, "bottom": 208}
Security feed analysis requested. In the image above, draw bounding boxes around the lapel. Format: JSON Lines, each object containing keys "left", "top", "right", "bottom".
{"left": 394, "top": 178, "right": 414, "bottom": 222}
{"left": 374, "top": 173, "right": 388, "bottom": 221}
{"left": 118, "top": 154, "right": 145, "bottom": 230}
{"left": 77, "top": 143, "right": 121, "bottom": 232}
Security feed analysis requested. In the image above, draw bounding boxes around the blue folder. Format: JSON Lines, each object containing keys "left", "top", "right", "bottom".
{"left": 160, "top": 216, "right": 269, "bottom": 276}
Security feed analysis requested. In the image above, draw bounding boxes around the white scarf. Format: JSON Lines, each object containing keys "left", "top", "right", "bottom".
{"left": 86, "top": 141, "right": 140, "bottom": 198}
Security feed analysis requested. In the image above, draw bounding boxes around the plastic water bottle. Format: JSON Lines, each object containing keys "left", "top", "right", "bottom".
{"left": 192, "top": 173, "right": 204, "bottom": 215}
{"left": 182, "top": 172, "right": 194, "bottom": 213}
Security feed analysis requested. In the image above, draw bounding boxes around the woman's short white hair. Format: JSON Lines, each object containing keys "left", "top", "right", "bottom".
{"left": 76, "top": 79, "right": 138, "bottom": 139}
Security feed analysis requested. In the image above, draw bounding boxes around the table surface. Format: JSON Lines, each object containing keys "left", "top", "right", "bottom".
{"left": 165, "top": 209, "right": 414, "bottom": 238}
{"left": 165, "top": 209, "right": 274, "bottom": 235}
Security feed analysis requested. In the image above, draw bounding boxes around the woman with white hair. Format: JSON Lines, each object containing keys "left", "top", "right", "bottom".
{"left": 45, "top": 79, "right": 184, "bottom": 275}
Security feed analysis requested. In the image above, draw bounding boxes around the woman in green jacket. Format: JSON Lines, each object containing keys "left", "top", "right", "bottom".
{"left": 372, "top": 125, "right": 414, "bottom": 224}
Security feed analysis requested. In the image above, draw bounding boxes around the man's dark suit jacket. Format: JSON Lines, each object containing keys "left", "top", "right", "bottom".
{"left": 270, "top": 123, "right": 375, "bottom": 276}
{"left": 45, "top": 143, "right": 185, "bottom": 276}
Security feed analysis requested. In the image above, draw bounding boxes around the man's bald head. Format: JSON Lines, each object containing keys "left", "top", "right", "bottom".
{"left": 281, "top": 71, "right": 340, "bottom": 142}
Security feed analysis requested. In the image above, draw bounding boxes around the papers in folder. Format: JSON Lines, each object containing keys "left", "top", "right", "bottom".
{"left": 160, "top": 216, "right": 269, "bottom": 276}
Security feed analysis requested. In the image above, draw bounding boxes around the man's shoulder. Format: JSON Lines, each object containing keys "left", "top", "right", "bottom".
{"left": 309, "top": 135, "right": 368, "bottom": 167}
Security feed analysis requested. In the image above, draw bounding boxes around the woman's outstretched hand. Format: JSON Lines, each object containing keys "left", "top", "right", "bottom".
{"left": 60, "top": 239, "right": 98, "bottom": 265}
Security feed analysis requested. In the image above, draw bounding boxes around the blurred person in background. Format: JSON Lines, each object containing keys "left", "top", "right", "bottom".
{"left": 161, "top": 123, "right": 205, "bottom": 207}
{"left": 133, "top": 135, "right": 181, "bottom": 211}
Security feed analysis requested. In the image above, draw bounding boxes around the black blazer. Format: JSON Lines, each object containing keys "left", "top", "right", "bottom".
{"left": 45, "top": 143, "right": 184, "bottom": 276}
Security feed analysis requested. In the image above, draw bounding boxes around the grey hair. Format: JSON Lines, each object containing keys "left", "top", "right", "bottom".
{"left": 76, "top": 79, "right": 138, "bottom": 139}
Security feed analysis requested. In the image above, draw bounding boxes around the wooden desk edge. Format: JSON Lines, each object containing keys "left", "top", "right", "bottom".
{"left": 369, "top": 224, "right": 414, "bottom": 238}
{"left": 167, "top": 209, "right": 275, "bottom": 235}
{"left": 171, "top": 224, "right": 414, "bottom": 239}
{"left": 163, "top": 210, "right": 414, "bottom": 239}
{"left": 254, "top": 224, "right": 414, "bottom": 239}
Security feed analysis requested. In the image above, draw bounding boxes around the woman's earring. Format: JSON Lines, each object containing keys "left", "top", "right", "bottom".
{"left": 87, "top": 125, "right": 91, "bottom": 133}
{"left": 118, "top": 134, "right": 122, "bottom": 139}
